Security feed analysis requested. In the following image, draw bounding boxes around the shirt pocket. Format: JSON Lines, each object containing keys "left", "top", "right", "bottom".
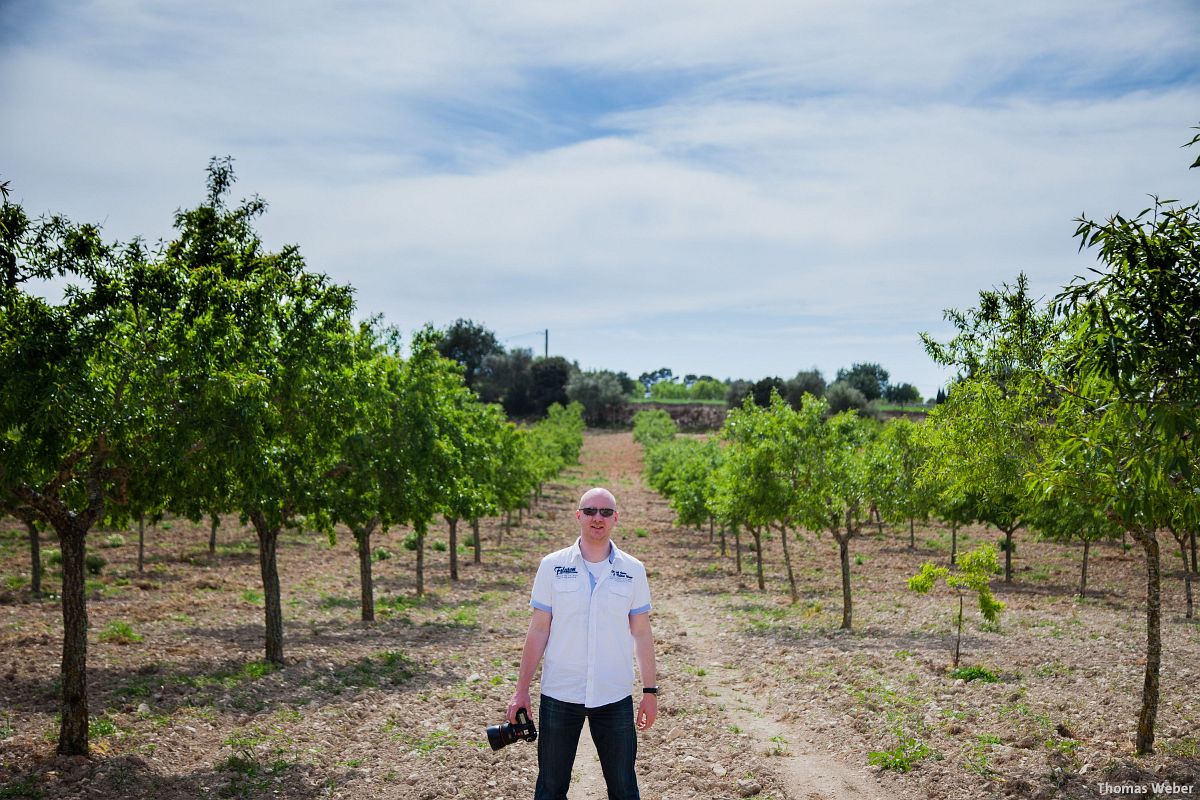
{"left": 553, "top": 576, "right": 583, "bottom": 610}
{"left": 607, "top": 579, "right": 633, "bottom": 612}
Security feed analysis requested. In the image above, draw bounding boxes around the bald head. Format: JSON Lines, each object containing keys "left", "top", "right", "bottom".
{"left": 579, "top": 487, "right": 617, "bottom": 509}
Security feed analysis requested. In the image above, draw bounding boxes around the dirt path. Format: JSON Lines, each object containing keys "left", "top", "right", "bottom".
{"left": 679, "top": 608, "right": 884, "bottom": 800}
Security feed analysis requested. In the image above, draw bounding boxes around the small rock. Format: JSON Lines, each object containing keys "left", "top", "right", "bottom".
{"left": 136, "top": 703, "right": 150, "bottom": 715}
{"left": 712, "top": 764, "right": 727, "bottom": 776}
{"left": 737, "top": 779, "right": 763, "bottom": 797}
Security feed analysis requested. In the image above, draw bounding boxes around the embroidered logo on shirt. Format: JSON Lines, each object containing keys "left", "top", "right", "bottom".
{"left": 554, "top": 566, "right": 579, "bottom": 576}
{"left": 609, "top": 569, "right": 634, "bottom": 583}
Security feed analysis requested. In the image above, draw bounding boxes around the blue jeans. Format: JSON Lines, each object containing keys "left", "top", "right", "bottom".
{"left": 534, "top": 694, "right": 639, "bottom": 800}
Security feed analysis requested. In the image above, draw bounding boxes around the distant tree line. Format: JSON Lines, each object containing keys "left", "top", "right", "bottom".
{"left": 434, "top": 320, "right": 934, "bottom": 426}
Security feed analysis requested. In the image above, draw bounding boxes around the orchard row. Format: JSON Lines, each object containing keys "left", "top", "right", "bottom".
{"left": 0, "top": 161, "right": 585, "bottom": 757}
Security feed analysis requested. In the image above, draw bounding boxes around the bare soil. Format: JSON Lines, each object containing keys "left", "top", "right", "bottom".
{"left": 1, "top": 430, "right": 1198, "bottom": 800}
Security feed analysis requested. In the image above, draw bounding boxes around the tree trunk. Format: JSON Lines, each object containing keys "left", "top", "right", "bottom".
{"left": 1003, "top": 528, "right": 1014, "bottom": 583}
{"left": 953, "top": 593, "right": 963, "bottom": 668}
{"left": 718, "top": 521, "right": 727, "bottom": 558}
{"left": 27, "top": 520, "right": 41, "bottom": 596}
{"left": 777, "top": 525, "right": 798, "bottom": 604}
{"left": 208, "top": 512, "right": 219, "bottom": 559}
{"left": 752, "top": 527, "right": 764, "bottom": 591}
{"left": 250, "top": 513, "right": 285, "bottom": 666}
{"left": 836, "top": 532, "right": 852, "bottom": 630}
{"left": 472, "top": 518, "right": 481, "bottom": 565}
{"left": 355, "top": 521, "right": 377, "bottom": 623}
{"left": 909, "top": 517, "right": 915, "bottom": 549}
{"left": 501, "top": 510, "right": 511, "bottom": 546}
{"left": 734, "top": 524, "right": 742, "bottom": 575}
{"left": 447, "top": 516, "right": 459, "bottom": 581}
{"left": 57, "top": 521, "right": 90, "bottom": 755}
{"left": 1132, "top": 528, "right": 1161, "bottom": 756}
{"left": 950, "top": 522, "right": 958, "bottom": 566}
{"left": 1079, "top": 537, "right": 1091, "bottom": 598}
{"left": 709, "top": 517, "right": 714, "bottom": 545}
{"left": 416, "top": 526, "right": 426, "bottom": 597}
{"left": 872, "top": 504, "right": 884, "bottom": 537}
{"left": 1190, "top": 528, "right": 1197, "bottom": 575}
{"left": 137, "top": 512, "right": 145, "bottom": 573}
{"left": 1171, "top": 528, "right": 1193, "bottom": 620}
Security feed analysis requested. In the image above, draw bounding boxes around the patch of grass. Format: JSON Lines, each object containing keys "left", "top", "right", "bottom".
{"left": 385, "top": 724, "right": 479, "bottom": 754}
{"left": 102, "top": 534, "right": 125, "bottom": 548}
{"left": 88, "top": 715, "right": 118, "bottom": 739}
{"left": 182, "top": 660, "right": 278, "bottom": 690}
{"left": 217, "top": 726, "right": 295, "bottom": 799}
{"left": 894, "top": 650, "right": 914, "bottom": 660}
{"left": 867, "top": 728, "right": 935, "bottom": 772}
{"left": 634, "top": 527, "right": 649, "bottom": 538}
{"left": 316, "top": 651, "right": 419, "bottom": 694}
{"left": 683, "top": 664, "right": 708, "bottom": 677}
{"left": 1, "top": 712, "right": 14, "bottom": 738}
{"left": 98, "top": 620, "right": 143, "bottom": 644}
{"left": 447, "top": 605, "right": 478, "bottom": 627}
{"left": 950, "top": 666, "right": 999, "bottom": 683}
{"left": 317, "top": 593, "right": 358, "bottom": 610}
{"left": 0, "top": 776, "right": 43, "bottom": 800}
{"left": 1033, "top": 662, "right": 1073, "bottom": 678}
{"left": 963, "top": 738, "right": 996, "bottom": 776}
{"left": 5, "top": 575, "right": 28, "bottom": 592}
{"left": 976, "top": 733, "right": 1002, "bottom": 745}
{"left": 241, "top": 589, "right": 263, "bottom": 605}
{"left": 1161, "top": 738, "right": 1200, "bottom": 758}
{"left": 430, "top": 540, "right": 448, "bottom": 552}
{"left": 371, "top": 546, "right": 392, "bottom": 562}
{"left": 84, "top": 553, "right": 106, "bottom": 575}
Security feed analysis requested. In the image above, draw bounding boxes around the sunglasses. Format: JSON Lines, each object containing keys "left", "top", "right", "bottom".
{"left": 579, "top": 507, "right": 616, "bottom": 518}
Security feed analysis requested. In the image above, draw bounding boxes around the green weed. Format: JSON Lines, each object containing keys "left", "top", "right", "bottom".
{"left": 98, "top": 620, "right": 143, "bottom": 644}
{"left": 949, "top": 666, "right": 999, "bottom": 683}
{"left": 867, "top": 729, "right": 934, "bottom": 772}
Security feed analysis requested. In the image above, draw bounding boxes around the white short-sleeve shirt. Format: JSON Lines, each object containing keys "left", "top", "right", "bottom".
{"left": 530, "top": 538, "right": 652, "bottom": 708}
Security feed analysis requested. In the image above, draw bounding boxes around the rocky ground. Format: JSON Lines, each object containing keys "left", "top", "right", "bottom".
{"left": 0, "top": 430, "right": 1197, "bottom": 799}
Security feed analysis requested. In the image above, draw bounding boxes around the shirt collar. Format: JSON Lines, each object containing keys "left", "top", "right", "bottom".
{"left": 571, "top": 537, "right": 616, "bottom": 565}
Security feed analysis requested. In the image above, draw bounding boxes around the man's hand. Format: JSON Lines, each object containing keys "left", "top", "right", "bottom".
{"left": 507, "top": 688, "right": 532, "bottom": 724}
{"left": 636, "top": 693, "right": 657, "bottom": 730}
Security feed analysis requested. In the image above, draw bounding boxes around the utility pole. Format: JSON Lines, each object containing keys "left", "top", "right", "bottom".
{"left": 544, "top": 329, "right": 548, "bottom": 358}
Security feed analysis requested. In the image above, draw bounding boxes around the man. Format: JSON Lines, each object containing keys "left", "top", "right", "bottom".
{"left": 506, "top": 487, "right": 657, "bottom": 800}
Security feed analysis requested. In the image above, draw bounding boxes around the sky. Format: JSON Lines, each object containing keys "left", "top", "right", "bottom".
{"left": 3, "top": 1, "right": 1199, "bottom": 398}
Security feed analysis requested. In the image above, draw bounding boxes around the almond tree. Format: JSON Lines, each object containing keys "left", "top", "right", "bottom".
{"left": 908, "top": 544, "right": 1004, "bottom": 668}
{"left": 787, "top": 396, "right": 874, "bottom": 629}
{"left": 865, "top": 417, "right": 933, "bottom": 549}
{"left": 1044, "top": 176, "right": 1200, "bottom": 754}
{"left": 166, "top": 160, "right": 358, "bottom": 665}
{"left": 0, "top": 195, "right": 183, "bottom": 754}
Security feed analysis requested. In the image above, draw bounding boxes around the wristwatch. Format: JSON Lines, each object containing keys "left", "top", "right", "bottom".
{"left": 642, "top": 687, "right": 658, "bottom": 695}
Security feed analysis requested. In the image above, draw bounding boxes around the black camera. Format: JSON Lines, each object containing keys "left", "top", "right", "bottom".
{"left": 487, "top": 707, "right": 537, "bottom": 751}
